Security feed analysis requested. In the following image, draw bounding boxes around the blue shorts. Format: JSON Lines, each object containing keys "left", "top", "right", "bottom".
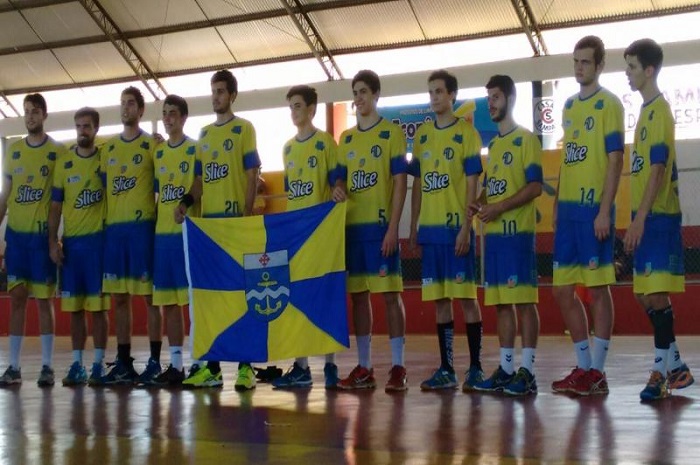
{"left": 484, "top": 233, "right": 538, "bottom": 306}
{"left": 633, "top": 216, "right": 684, "bottom": 295}
{"left": 103, "top": 221, "right": 154, "bottom": 295}
{"left": 553, "top": 218, "right": 615, "bottom": 287}
{"left": 420, "top": 230, "right": 477, "bottom": 301}
{"left": 61, "top": 234, "right": 109, "bottom": 312}
{"left": 346, "top": 240, "right": 403, "bottom": 293}
{"left": 4, "top": 228, "right": 56, "bottom": 298}
{"left": 153, "top": 234, "right": 189, "bottom": 306}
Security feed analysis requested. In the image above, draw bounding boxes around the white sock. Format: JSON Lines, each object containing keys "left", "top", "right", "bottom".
{"left": 653, "top": 347, "right": 668, "bottom": 374}
{"left": 591, "top": 336, "right": 610, "bottom": 372}
{"left": 9, "top": 335, "right": 22, "bottom": 369}
{"left": 668, "top": 341, "right": 683, "bottom": 371}
{"left": 72, "top": 350, "right": 83, "bottom": 364}
{"left": 94, "top": 348, "right": 105, "bottom": 365}
{"left": 390, "top": 337, "right": 405, "bottom": 367}
{"left": 500, "top": 347, "right": 515, "bottom": 374}
{"left": 574, "top": 339, "right": 591, "bottom": 370}
{"left": 296, "top": 357, "right": 309, "bottom": 369}
{"left": 521, "top": 347, "right": 536, "bottom": 373}
{"left": 325, "top": 353, "right": 336, "bottom": 364}
{"left": 40, "top": 334, "right": 54, "bottom": 367}
{"left": 357, "top": 335, "right": 372, "bottom": 368}
{"left": 170, "top": 346, "right": 183, "bottom": 370}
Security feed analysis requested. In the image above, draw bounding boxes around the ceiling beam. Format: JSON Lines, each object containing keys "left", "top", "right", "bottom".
{"left": 0, "top": 0, "right": 74, "bottom": 14}
{"left": 77, "top": 0, "right": 167, "bottom": 100}
{"left": 280, "top": 0, "right": 343, "bottom": 80}
{"left": 510, "top": 0, "right": 548, "bottom": 56}
{"left": 0, "top": 92, "right": 20, "bottom": 118}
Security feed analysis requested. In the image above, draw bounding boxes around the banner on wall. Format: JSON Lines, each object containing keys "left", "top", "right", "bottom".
{"left": 378, "top": 97, "right": 498, "bottom": 153}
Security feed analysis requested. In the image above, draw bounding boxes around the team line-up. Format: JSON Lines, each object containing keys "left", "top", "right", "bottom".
{"left": 0, "top": 35, "right": 693, "bottom": 403}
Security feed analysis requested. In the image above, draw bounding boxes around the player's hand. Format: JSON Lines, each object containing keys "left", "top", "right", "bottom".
{"left": 623, "top": 217, "right": 644, "bottom": 254}
{"left": 174, "top": 203, "right": 187, "bottom": 224}
{"left": 593, "top": 212, "right": 611, "bottom": 241}
{"left": 468, "top": 202, "right": 481, "bottom": 219}
{"left": 455, "top": 225, "right": 470, "bottom": 256}
{"left": 477, "top": 203, "right": 502, "bottom": 223}
{"left": 332, "top": 185, "right": 346, "bottom": 202}
{"left": 49, "top": 240, "right": 63, "bottom": 267}
{"left": 381, "top": 228, "right": 399, "bottom": 257}
{"left": 153, "top": 132, "right": 165, "bottom": 144}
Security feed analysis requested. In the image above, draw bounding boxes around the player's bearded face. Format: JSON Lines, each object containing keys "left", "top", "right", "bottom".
{"left": 488, "top": 89, "right": 508, "bottom": 123}
{"left": 77, "top": 132, "right": 94, "bottom": 148}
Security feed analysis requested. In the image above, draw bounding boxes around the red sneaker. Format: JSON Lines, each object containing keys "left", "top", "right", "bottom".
{"left": 583, "top": 368, "right": 609, "bottom": 396}
{"left": 385, "top": 365, "right": 408, "bottom": 392}
{"left": 337, "top": 365, "right": 376, "bottom": 390}
{"left": 551, "top": 367, "right": 587, "bottom": 393}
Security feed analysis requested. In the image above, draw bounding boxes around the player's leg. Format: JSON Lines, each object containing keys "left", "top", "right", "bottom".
{"left": 383, "top": 291, "right": 407, "bottom": 392}
{"left": 475, "top": 304, "right": 516, "bottom": 393}
{"left": 504, "top": 303, "right": 539, "bottom": 396}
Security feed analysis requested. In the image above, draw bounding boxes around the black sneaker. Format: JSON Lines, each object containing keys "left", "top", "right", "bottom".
{"left": 101, "top": 358, "right": 139, "bottom": 385}
{"left": 150, "top": 364, "right": 185, "bottom": 387}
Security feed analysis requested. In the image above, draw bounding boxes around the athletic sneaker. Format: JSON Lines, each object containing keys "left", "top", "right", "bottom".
{"left": 640, "top": 370, "right": 670, "bottom": 401}
{"left": 504, "top": 367, "right": 538, "bottom": 396}
{"left": 462, "top": 365, "right": 485, "bottom": 392}
{"left": 552, "top": 367, "right": 587, "bottom": 394}
{"left": 668, "top": 363, "right": 694, "bottom": 390}
{"left": 385, "top": 365, "right": 408, "bottom": 392}
{"left": 473, "top": 366, "right": 514, "bottom": 393}
{"left": 182, "top": 364, "right": 223, "bottom": 388}
{"left": 581, "top": 368, "right": 609, "bottom": 396}
{"left": 151, "top": 364, "right": 185, "bottom": 387}
{"left": 420, "top": 368, "right": 457, "bottom": 391}
{"left": 337, "top": 365, "right": 376, "bottom": 390}
{"left": 0, "top": 366, "right": 22, "bottom": 386}
{"left": 324, "top": 363, "right": 340, "bottom": 389}
{"left": 62, "top": 362, "right": 88, "bottom": 386}
{"left": 101, "top": 359, "right": 139, "bottom": 385}
{"left": 272, "top": 362, "right": 312, "bottom": 389}
{"left": 136, "top": 358, "right": 162, "bottom": 385}
{"left": 235, "top": 364, "right": 257, "bottom": 391}
{"left": 37, "top": 365, "right": 55, "bottom": 387}
{"left": 88, "top": 363, "right": 105, "bottom": 386}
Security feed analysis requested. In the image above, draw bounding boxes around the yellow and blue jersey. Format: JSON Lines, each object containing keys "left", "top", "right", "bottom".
{"left": 484, "top": 126, "right": 543, "bottom": 236}
{"left": 283, "top": 129, "right": 338, "bottom": 211}
{"left": 3, "top": 136, "right": 64, "bottom": 238}
{"left": 196, "top": 116, "right": 261, "bottom": 218}
{"left": 100, "top": 131, "right": 155, "bottom": 226}
{"left": 337, "top": 118, "right": 408, "bottom": 241}
{"left": 51, "top": 147, "right": 104, "bottom": 238}
{"left": 558, "top": 88, "right": 624, "bottom": 222}
{"left": 154, "top": 137, "right": 199, "bottom": 235}
{"left": 407, "top": 119, "right": 482, "bottom": 244}
{"left": 630, "top": 95, "right": 680, "bottom": 223}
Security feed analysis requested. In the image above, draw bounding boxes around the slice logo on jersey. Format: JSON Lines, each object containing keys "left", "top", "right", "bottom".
{"left": 161, "top": 184, "right": 186, "bottom": 203}
{"left": 15, "top": 185, "right": 43, "bottom": 204}
{"left": 371, "top": 145, "right": 382, "bottom": 158}
{"left": 308, "top": 156, "right": 318, "bottom": 168}
{"left": 288, "top": 180, "right": 314, "bottom": 200}
{"left": 223, "top": 139, "right": 234, "bottom": 151}
{"left": 443, "top": 147, "right": 455, "bottom": 160}
{"left": 631, "top": 152, "right": 644, "bottom": 174}
{"left": 112, "top": 175, "right": 136, "bottom": 195}
{"left": 584, "top": 117, "right": 595, "bottom": 131}
{"left": 564, "top": 142, "right": 588, "bottom": 165}
{"left": 244, "top": 251, "right": 290, "bottom": 322}
{"left": 588, "top": 256, "right": 599, "bottom": 270}
{"left": 204, "top": 161, "right": 229, "bottom": 182}
{"left": 74, "top": 188, "right": 102, "bottom": 209}
{"left": 183, "top": 201, "right": 349, "bottom": 362}
{"left": 502, "top": 152, "right": 513, "bottom": 165}
{"left": 422, "top": 171, "right": 449, "bottom": 193}
{"left": 486, "top": 177, "right": 507, "bottom": 197}
{"left": 350, "top": 169, "right": 378, "bottom": 192}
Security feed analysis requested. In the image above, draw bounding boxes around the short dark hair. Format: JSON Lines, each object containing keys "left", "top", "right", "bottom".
{"left": 624, "top": 38, "right": 664, "bottom": 74}
{"left": 23, "top": 93, "right": 47, "bottom": 115}
{"left": 575, "top": 35, "right": 606, "bottom": 66}
{"left": 352, "top": 70, "right": 381, "bottom": 94}
{"left": 74, "top": 107, "right": 100, "bottom": 127}
{"left": 286, "top": 85, "right": 318, "bottom": 106}
{"left": 211, "top": 69, "right": 238, "bottom": 94}
{"left": 122, "top": 86, "right": 145, "bottom": 109}
{"left": 163, "top": 94, "right": 189, "bottom": 116}
{"left": 486, "top": 75, "right": 516, "bottom": 99}
{"left": 428, "top": 70, "right": 458, "bottom": 96}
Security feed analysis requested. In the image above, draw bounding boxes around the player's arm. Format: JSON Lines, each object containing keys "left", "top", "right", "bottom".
{"left": 244, "top": 167, "right": 257, "bottom": 216}
{"left": 175, "top": 175, "right": 202, "bottom": 224}
{"left": 478, "top": 182, "right": 542, "bottom": 223}
{"left": 382, "top": 171, "right": 407, "bottom": 257}
{"left": 594, "top": 150, "right": 623, "bottom": 241}
{"left": 623, "top": 163, "right": 664, "bottom": 253}
{"left": 0, "top": 175, "right": 11, "bottom": 225}
{"left": 409, "top": 174, "right": 421, "bottom": 250}
{"left": 48, "top": 200, "right": 64, "bottom": 266}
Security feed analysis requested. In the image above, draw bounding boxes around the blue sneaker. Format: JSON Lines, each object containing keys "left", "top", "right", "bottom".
{"left": 88, "top": 363, "right": 105, "bottom": 386}
{"left": 272, "top": 362, "right": 312, "bottom": 389}
{"left": 504, "top": 367, "right": 538, "bottom": 396}
{"left": 420, "top": 367, "right": 458, "bottom": 390}
{"left": 462, "top": 365, "right": 486, "bottom": 392}
{"left": 473, "top": 366, "right": 515, "bottom": 393}
{"left": 0, "top": 366, "right": 22, "bottom": 386}
{"left": 640, "top": 371, "right": 670, "bottom": 401}
{"left": 101, "top": 359, "right": 139, "bottom": 385}
{"left": 324, "top": 363, "right": 339, "bottom": 389}
{"left": 137, "top": 358, "right": 162, "bottom": 386}
{"left": 62, "top": 361, "right": 88, "bottom": 386}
